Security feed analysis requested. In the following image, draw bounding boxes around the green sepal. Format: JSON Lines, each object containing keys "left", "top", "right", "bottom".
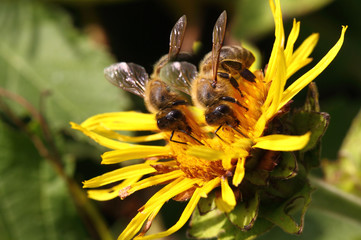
{"left": 260, "top": 181, "right": 313, "bottom": 234}
{"left": 291, "top": 111, "right": 329, "bottom": 152}
{"left": 244, "top": 169, "right": 269, "bottom": 186}
{"left": 198, "top": 191, "right": 217, "bottom": 215}
{"left": 291, "top": 82, "right": 329, "bottom": 153}
{"left": 218, "top": 217, "right": 274, "bottom": 240}
{"left": 304, "top": 82, "right": 321, "bottom": 112}
{"left": 226, "top": 192, "right": 260, "bottom": 231}
{"left": 270, "top": 152, "right": 298, "bottom": 179}
{"left": 188, "top": 207, "right": 227, "bottom": 239}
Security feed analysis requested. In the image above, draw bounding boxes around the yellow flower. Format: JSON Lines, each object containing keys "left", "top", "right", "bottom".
{"left": 71, "top": 0, "right": 346, "bottom": 239}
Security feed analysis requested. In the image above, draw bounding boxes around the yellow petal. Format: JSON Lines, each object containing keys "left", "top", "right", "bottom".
{"left": 97, "top": 129, "right": 164, "bottom": 143}
{"left": 141, "top": 178, "right": 202, "bottom": 213}
{"left": 83, "top": 163, "right": 157, "bottom": 188}
{"left": 136, "top": 180, "right": 218, "bottom": 240}
{"left": 118, "top": 208, "right": 154, "bottom": 240}
{"left": 87, "top": 176, "right": 141, "bottom": 201}
{"left": 264, "top": 47, "right": 287, "bottom": 120}
{"left": 81, "top": 111, "right": 158, "bottom": 131}
{"left": 218, "top": 177, "right": 236, "bottom": 213}
{"left": 253, "top": 132, "right": 311, "bottom": 151}
{"left": 265, "top": 0, "right": 285, "bottom": 83}
{"left": 284, "top": 19, "right": 300, "bottom": 64}
{"left": 280, "top": 26, "right": 347, "bottom": 111}
{"left": 101, "top": 145, "right": 171, "bottom": 164}
{"left": 198, "top": 177, "right": 221, "bottom": 198}
{"left": 232, "top": 158, "right": 246, "bottom": 187}
{"left": 71, "top": 122, "right": 134, "bottom": 149}
{"left": 187, "top": 145, "right": 226, "bottom": 161}
{"left": 287, "top": 33, "right": 319, "bottom": 78}
{"left": 124, "top": 170, "right": 185, "bottom": 198}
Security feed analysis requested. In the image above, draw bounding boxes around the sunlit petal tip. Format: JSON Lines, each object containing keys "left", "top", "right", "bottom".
{"left": 253, "top": 132, "right": 311, "bottom": 151}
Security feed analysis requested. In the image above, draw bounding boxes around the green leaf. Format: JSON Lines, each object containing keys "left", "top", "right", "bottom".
{"left": 218, "top": 217, "right": 274, "bottom": 240}
{"left": 323, "top": 108, "right": 361, "bottom": 195}
{"left": 188, "top": 208, "right": 227, "bottom": 239}
{"left": 291, "top": 111, "right": 330, "bottom": 152}
{"left": 258, "top": 178, "right": 361, "bottom": 240}
{"left": 226, "top": 192, "right": 260, "bottom": 231}
{"left": 304, "top": 82, "right": 320, "bottom": 112}
{"left": 233, "top": 0, "right": 333, "bottom": 40}
{"left": 0, "top": 1, "right": 131, "bottom": 130}
{"left": 270, "top": 152, "right": 298, "bottom": 179}
{"left": 244, "top": 169, "right": 269, "bottom": 186}
{"left": 0, "top": 120, "right": 88, "bottom": 240}
{"left": 260, "top": 181, "right": 313, "bottom": 234}
{"left": 198, "top": 191, "right": 216, "bottom": 215}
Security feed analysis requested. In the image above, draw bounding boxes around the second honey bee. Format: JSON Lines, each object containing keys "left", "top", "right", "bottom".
{"left": 192, "top": 11, "right": 256, "bottom": 139}
{"left": 104, "top": 16, "right": 202, "bottom": 145}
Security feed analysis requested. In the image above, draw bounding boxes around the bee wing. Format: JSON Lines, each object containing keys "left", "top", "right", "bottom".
{"left": 159, "top": 61, "right": 197, "bottom": 95}
{"left": 212, "top": 11, "right": 227, "bottom": 82}
{"left": 104, "top": 62, "right": 148, "bottom": 98}
{"left": 169, "top": 15, "right": 187, "bottom": 61}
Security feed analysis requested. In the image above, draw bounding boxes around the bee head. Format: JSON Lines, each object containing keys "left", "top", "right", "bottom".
{"left": 205, "top": 104, "right": 238, "bottom": 127}
{"left": 157, "top": 109, "right": 187, "bottom": 131}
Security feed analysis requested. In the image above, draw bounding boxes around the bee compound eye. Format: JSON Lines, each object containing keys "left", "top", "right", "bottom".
{"left": 214, "top": 104, "right": 231, "bottom": 114}
{"left": 166, "top": 109, "right": 184, "bottom": 121}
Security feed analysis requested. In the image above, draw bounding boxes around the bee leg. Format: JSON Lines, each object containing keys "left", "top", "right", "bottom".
{"left": 178, "top": 129, "right": 204, "bottom": 145}
{"left": 170, "top": 130, "right": 204, "bottom": 145}
{"left": 169, "top": 130, "right": 187, "bottom": 145}
{"left": 214, "top": 124, "right": 225, "bottom": 141}
{"left": 217, "top": 72, "right": 244, "bottom": 97}
{"left": 240, "top": 69, "right": 256, "bottom": 82}
{"left": 227, "top": 124, "right": 247, "bottom": 138}
{"left": 220, "top": 96, "right": 248, "bottom": 111}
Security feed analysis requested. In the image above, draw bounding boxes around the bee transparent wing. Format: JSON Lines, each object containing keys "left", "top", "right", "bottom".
{"left": 169, "top": 15, "right": 187, "bottom": 61}
{"left": 159, "top": 61, "right": 197, "bottom": 95}
{"left": 104, "top": 62, "right": 148, "bottom": 98}
{"left": 212, "top": 11, "right": 227, "bottom": 82}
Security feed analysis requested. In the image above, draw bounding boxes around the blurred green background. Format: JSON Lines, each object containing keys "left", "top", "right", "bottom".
{"left": 0, "top": 0, "right": 360, "bottom": 239}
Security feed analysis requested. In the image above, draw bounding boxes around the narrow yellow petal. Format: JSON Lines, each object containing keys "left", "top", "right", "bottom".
{"left": 94, "top": 129, "right": 164, "bottom": 143}
{"left": 87, "top": 176, "right": 141, "bottom": 201}
{"left": 101, "top": 145, "right": 171, "bottom": 164}
{"left": 287, "top": 33, "right": 319, "bottom": 78}
{"left": 142, "top": 177, "right": 202, "bottom": 211}
{"left": 118, "top": 182, "right": 174, "bottom": 240}
{"left": 124, "top": 170, "right": 185, "bottom": 198}
{"left": 220, "top": 177, "right": 236, "bottom": 213}
{"left": 233, "top": 158, "right": 246, "bottom": 187}
{"left": 198, "top": 177, "right": 221, "bottom": 198}
{"left": 81, "top": 111, "right": 158, "bottom": 131}
{"left": 284, "top": 19, "right": 300, "bottom": 64}
{"left": 115, "top": 133, "right": 164, "bottom": 142}
{"left": 136, "top": 180, "right": 218, "bottom": 240}
{"left": 265, "top": 0, "right": 285, "bottom": 83}
{"left": 253, "top": 132, "right": 311, "bottom": 151}
{"left": 187, "top": 146, "right": 226, "bottom": 161}
{"left": 264, "top": 47, "right": 287, "bottom": 120}
{"left": 280, "top": 26, "right": 347, "bottom": 110}
{"left": 137, "top": 205, "right": 163, "bottom": 237}
{"left": 118, "top": 208, "right": 153, "bottom": 240}
{"left": 83, "top": 163, "right": 157, "bottom": 188}
{"left": 71, "top": 122, "right": 134, "bottom": 149}
{"left": 254, "top": 114, "right": 267, "bottom": 138}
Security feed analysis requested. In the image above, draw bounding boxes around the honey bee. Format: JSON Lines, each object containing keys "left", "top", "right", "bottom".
{"left": 104, "top": 16, "right": 202, "bottom": 145}
{"left": 192, "top": 11, "right": 256, "bottom": 139}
